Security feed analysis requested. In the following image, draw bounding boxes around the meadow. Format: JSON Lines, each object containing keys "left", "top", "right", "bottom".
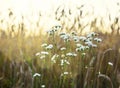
{"left": 0, "top": 5, "right": 120, "bottom": 88}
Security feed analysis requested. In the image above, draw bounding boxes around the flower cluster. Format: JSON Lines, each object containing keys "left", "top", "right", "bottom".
{"left": 35, "top": 25, "right": 103, "bottom": 81}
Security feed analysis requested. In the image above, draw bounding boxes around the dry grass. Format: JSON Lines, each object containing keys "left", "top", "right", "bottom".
{"left": 0, "top": 5, "right": 120, "bottom": 88}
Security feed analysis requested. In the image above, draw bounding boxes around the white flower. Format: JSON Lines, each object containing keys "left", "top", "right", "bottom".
{"left": 41, "top": 85, "right": 45, "bottom": 88}
{"left": 87, "top": 37, "right": 93, "bottom": 41}
{"left": 46, "top": 44, "right": 53, "bottom": 50}
{"left": 61, "top": 54, "right": 65, "bottom": 58}
{"left": 52, "top": 25, "right": 62, "bottom": 31}
{"left": 61, "top": 72, "right": 71, "bottom": 76}
{"left": 79, "top": 36, "right": 87, "bottom": 41}
{"left": 61, "top": 59, "right": 64, "bottom": 66}
{"left": 35, "top": 52, "right": 40, "bottom": 56}
{"left": 81, "top": 53, "right": 86, "bottom": 56}
{"left": 94, "top": 38, "right": 102, "bottom": 42}
{"left": 60, "top": 47, "right": 66, "bottom": 51}
{"left": 41, "top": 51, "right": 49, "bottom": 55}
{"left": 73, "top": 36, "right": 80, "bottom": 42}
{"left": 85, "top": 41, "right": 97, "bottom": 48}
{"left": 85, "top": 41, "right": 93, "bottom": 46}
{"left": 33, "top": 73, "right": 41, "bottom": 77}
{"left": 108, "top": 62, "right": 113, "bottom": 66}
{"left": 76, "top": 43, "right": 82, "bottom": 47}
{"left": 51, "top": 54, "right": 59, "bottom": 63}
{"left": 66, "top": 52, "right": 77, "bottom": 57}
{"left": 64, "top": 60, "right": 70, "bottom": 65}
{"left": 66, "top": 52, "right": 73, "bottom": 56}
{"left": 47, "top": 30, "right": 54, "bottom": 35}
{"left": 40, "top": 55, "right": 46, "bottom": 59}
{"left": 85, "top": 46, "right": 89, "bottom": 49}
{"left": 60, "top": 59, "right": 70, "bottom": 66}
{"left": 92, "top": 44, "right": 97, "bottom": 48}
{"left": 60, "top": 34, "right": 71, "bottom": 42}
{"left": 87, "top": 32, "right": 97, "bottom": 38}
{"left": 41, "top": 43, "right": 47, "bottom": 47}
{"left": 76, "top": 45, "right": 86, "bottom": 51}
{"left": 63, "top": 72, "right": 69, "bottom": 75}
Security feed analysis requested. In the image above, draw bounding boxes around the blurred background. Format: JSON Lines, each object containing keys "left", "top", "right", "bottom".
{"left": 0, "top": 0, "right": 120, "bottom": 36}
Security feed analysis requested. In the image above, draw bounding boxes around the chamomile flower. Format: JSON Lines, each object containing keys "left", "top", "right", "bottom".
{"left": 63, "top": 71, "right": 69, "bottom": 75}
{"left": 60, "top": 33, "right": 71, "bottom": 42}
{"left": 46, "top": 44, "right": 53, "bottom": 50}
{"left": 76, "top": 43, "right": 83, "bottom": 47}
{"left": 108, "top": 62, "right": 113, "bottom": 66}
{"left": 40, "top": 55, "right": 46, "bottom": 59}
{"left": 85, "top": 41, "right": 93, "bottom": 47}
{"left": 41, "top": 51, "right": 49, "bottom": 55}
{"left": 94, "top": 38, "right": 102, "bottom": 42}
{"left": 87, "top": 32, "right": 98, "bottom": 38}
{"left": 76, "top": 45, "right": 86, "bottom": 52}
{"left": 47, "top": 30, "right": 54, "bottom": 35}
{"left": 66, "top": 52, "right": 77, "bottom": 57}
{"left": 60, "top": 59, "right": 70, "bottom": 66}
{"left": 60, "top": 47, "right": 66, "bottom": 51}
{"left": 33, "top": 73, "right": 41, "bottom": 77}
{"left": 72, "top": 36, "right": 80, "bottom": 42}
{"left": 41, "top": 85, "right": 45, "bottom": 88}
{"left": 79, "top": 36, "right": 87, "bottom": 41}
{"left": 41, "top": 43, "right": 48, "bottom": 47}
{"left": 35, "top": 52, "right": 41, "bottom": 56}
{"left": 51, "top": 54, "right": 59, "bottom": 63}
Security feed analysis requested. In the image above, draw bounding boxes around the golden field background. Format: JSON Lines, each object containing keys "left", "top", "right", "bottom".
{"left": 0, "top": 0, "right": 120, "bottom": 88}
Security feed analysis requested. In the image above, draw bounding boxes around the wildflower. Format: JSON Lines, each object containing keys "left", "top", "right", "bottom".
{"left": 60, "top": 59, "right": 70, "bottom": 66}
{"left": 53, "top": 25, "right": 62, "bottom": 31}
{"left": 86, "top": 37, "right": 93, "bottom": 41}
{"left": 46, "top": 44, "right": 53, "bottom": 50}
{"left": 72, "top": 36, "right": 80, "bottom": 42}
{"left": 61, "top": 72, "right": 71, "bottom": 76}
{"left": 81, "top": 53, "right": 86, "bottom": 56}
{"left": 76, "top": 45, "right": 86, "bottom": 52}
{"left": 51, "top": 54, "right": 59, "bottom": 63}
{"left": 85, "top": 46, "right": 89, "bottom": 49}
{"left": 76, "top": 43, "right": 82, "bottom": 47}
{"left": 94, "top": 38, "right": 102, "bottom": 42}
{"left": 66, "top": 52, "right": 73, "bottom": 56}
{"left": 60, "top": 47, "right": 66, "bottom": 51}
{"left": 47, "top": 30, "right": 54, "bottom": 35}
{"left": 60, "top": 33, "right": 71, "bottom": 42}
{"left": 64, "top": 60, "right": 70, "bottom": 65}
{"left": 41, "top": 51, "right": 49, "bottom": 55}
{"left": 41, "top": 43, "right": 47, "bottom": 47}
{"left": 85, "top": 41, "right": 93, "bottom": 47}
{"left": 79, "top": 36, "right": 87, "bottom": 41}
{"left": 92, "top": 44, "right": 97, "bottom": 48}
{"left": 108, "top": 62, "right": 113, "bottom": 66}
{"left": 40, "top": 55, "right": 46, "bottom": 59}
{"left": 87, "top": 32, "right": 97, "bottom": 38}
{"left": 61, "top": 54, "right": 65, "bottom": 58}
{"left": 63, "top": 72, "right": 69, "bottom": 75}
{"left": 61, "top": 59, "right": 64, "bottom": 66}
{"left": 33, "top": 73, "right": 41, "bottom": 77}
{"left": 35, "top": 52, "right": 40, "bottom": 56}
{"left": 41, "top": 85, "right": 45, "bottom": 88}
{"left": 66, "top": 52, "right": 77, "bottom": 57}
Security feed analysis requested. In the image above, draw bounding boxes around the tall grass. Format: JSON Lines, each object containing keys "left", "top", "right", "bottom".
{"left": 0, "top": 5, "right": 120, "bottom": 88}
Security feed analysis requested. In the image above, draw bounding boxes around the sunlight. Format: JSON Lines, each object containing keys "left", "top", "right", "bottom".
{"left": 0, "top": 0, "right": 119, "bottom": 35}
